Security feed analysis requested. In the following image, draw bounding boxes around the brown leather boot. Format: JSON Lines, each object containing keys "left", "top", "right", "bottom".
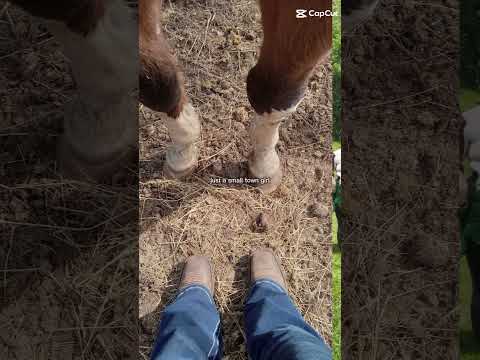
{"left": 250, "top": 249, "right": 287, "bottom": 292}
{"left": 179, "top": 256, "right": 215, "bottom": 296}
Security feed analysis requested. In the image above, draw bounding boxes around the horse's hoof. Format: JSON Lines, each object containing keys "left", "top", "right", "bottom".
{"left": 249, "top": 167, "right": 283, "bottom": 194}
{"left": 57, "top": 136, "right": 134, "bottom": 182}
{"left": 163, "top": 143, "right": 199, "bottom": 179}
{"left": 163, "top": 161, "right": 197, "bottom": 179}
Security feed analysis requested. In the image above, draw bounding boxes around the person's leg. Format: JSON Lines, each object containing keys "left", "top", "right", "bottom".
{"left": 245, "top": 249, "right": 331, "bottom": 360}
{"left": 151, "top": 256, "right": 222, "bottom": 360}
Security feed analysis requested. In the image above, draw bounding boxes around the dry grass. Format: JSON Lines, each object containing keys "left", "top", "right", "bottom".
{"left": 342, "top": 0, "right": 460, "bottom": 358}
{"left": 0, "top": 2, "right": 138, "bottom": 358}
{"left": 0, "top": 1, "right": 332, "bottom": 359}
{"left": 139, "top": 1, "right": 333, "bottom": 359}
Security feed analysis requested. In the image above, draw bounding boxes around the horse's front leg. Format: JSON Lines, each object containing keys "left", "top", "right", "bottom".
{"left": 13, "top": 0, "right": 139, "bottom": 181}
{"left": 247, "top": 0, "right": 332, "bottom": 193}
{"left": 139, "top": 0, "right": 200, "bottom": 178}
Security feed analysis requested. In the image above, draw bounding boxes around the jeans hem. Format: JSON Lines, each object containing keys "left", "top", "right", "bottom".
{"left": 176, "top": 284, "right": 215, "bottom": 304}
{"left": 248, "top": 279, "right": 287, "bottom": 298}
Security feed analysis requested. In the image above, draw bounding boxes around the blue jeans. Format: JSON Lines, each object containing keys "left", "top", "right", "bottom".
{"left": 151, "top": 280, "right": 331, "bottom": 360}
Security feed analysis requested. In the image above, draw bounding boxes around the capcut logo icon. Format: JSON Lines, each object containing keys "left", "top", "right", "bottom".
{"left": 296, "top": 9, "right": 308, "bottom": 18}
{"left": 296, "top": 9, "right": 337, "bottom": 19}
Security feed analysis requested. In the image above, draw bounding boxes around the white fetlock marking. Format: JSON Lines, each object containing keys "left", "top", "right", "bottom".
{"left": 166, "top": 103, "right": 201, "bottom": 172}
{"left": 46, "top": 0, "right": 138, "bottom": 111}
{"left": 249, "top": 106, "right": 297, "bottom": 179}
{"left": 65, "top": 95, "right": 137, "bottom": 162}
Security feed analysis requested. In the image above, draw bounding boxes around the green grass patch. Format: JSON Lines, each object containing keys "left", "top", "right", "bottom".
{"left": 332, "top": 212, "right": 341, "bottom": 360}
{"left": 461, "top": 88, "right": 480, "bottom": 112}
{"left": 332, "top": 0, "right": 341, "bottom": 143}
{"left": 331, "top": 0, "right": 341, "bottom": 358}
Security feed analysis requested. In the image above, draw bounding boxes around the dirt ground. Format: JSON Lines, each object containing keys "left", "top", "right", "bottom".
{"left": 342, "top": 0, "right": 461, "bottom": 358}
{"left": 139, "top": 1, "right": 333, "bottom": 359}
{"left": 0, "top": 2, "right": 137, "bottom": 359}
{"left": 0, "top": 1, "right": 332, "bottom": 359}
